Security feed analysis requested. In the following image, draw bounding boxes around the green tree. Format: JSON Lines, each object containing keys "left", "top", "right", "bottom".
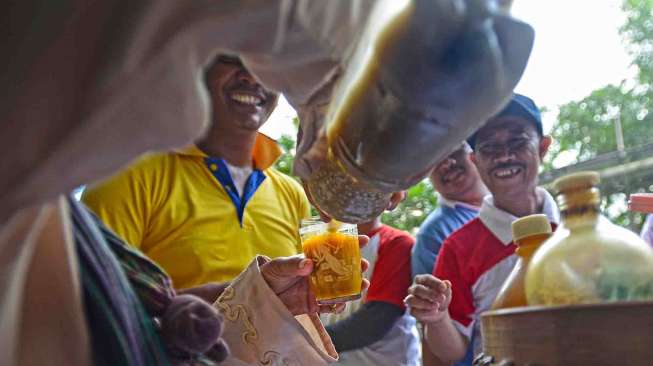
{"left": 548, "top": 84, "right": 653, "bottom": 167}
{"left": 545, "top": 0, "right": 653, "bottom": 230}
{"left": 381, "top": 180, "right": 438, "bottom": 235}
{"left": 622, "top": 0, "right": 653, "bottom": 85}
{"left": 274, "top": 134, "right": 296, "bottom": 177}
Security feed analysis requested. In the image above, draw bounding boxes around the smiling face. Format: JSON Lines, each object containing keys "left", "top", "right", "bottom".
{"left": 471, "top": 117, "right": 551, "bottom": 200}
{"left": 205, "top": 55, "right": 279, "bottom": 131}
{"left": 430, "top": 144, "right": 484, "bottom": 202}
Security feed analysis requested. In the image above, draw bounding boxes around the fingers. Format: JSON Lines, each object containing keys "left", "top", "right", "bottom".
{"left": 408, "top": 284, "right": 439, "bottom": 302}
{"left": 361, "top": 278, "right": 370, "bottom": 292}
{"left": 267, "top": 255, "right": 313, "bottom": 277}
{"left": 361, "top": 258, "right": 369, "bottom": 273}
{"left": 408, "top": 275, "right": 452, "bottom": 312}
{"left": 296, "top": 258, "right": 314, "bottom": 277}
{"left": 404, "top": 294, "right": 436, "bottom": 310}
{"left": 404, "top": 293, "right": 449, "bottom": 324}
{"left": 414, "top": 274, "right": 450, "bottom": 292}
{"left": 261, "top": 255, "right": 312, "bottom": 294}
{"left": 358, "top": 235, "right": 369, "bottom": 249}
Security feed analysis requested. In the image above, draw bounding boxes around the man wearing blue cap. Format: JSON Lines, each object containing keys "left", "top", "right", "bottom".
{"left": 405, "top": 94, "right": 560, "bottom": 365}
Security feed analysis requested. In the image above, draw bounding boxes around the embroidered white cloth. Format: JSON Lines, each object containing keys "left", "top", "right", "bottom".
{"left": 216, "top": 256, "right": 338, "bottom": 365}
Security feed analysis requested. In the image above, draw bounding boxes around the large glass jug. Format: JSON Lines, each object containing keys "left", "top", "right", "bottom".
{"left": 525, "top": 172, "right": 653, "bottom": 305}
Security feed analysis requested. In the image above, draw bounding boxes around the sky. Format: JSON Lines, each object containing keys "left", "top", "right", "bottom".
{"left": 260, "top": 0, "right": 634, "bottom": 139}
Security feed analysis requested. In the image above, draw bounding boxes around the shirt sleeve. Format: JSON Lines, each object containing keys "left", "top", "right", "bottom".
{"left": 411, "top": 223, "right": 447, "bottom": 278}
{"left": 299, "top": 187, "right": 311, "bottom": 220}
{"left": 433, "top": 238, "right": 475, "bottom": 340}
{"left": 325, "top": 301, "right": 403, "bottom": 352}
{"left": 365, "top": 233, "right": 414, "bottom": 309}
{"left": 82, "top": 161, "right": 151, "bottom": 249}
{"left": 289, "top": 178, "right": 311, "bottom": 253}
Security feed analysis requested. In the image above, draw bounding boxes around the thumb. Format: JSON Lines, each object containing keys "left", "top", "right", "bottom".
{"left": 261, "top": 256, "right": 313, "bottom": 293}
{"left": 271, "top": 256, "right": 313, "bottom": 277}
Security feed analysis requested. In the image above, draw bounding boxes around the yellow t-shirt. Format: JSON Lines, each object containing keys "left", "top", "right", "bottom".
{"left": 83, "top": 134, "right": 310, "bottom": 289}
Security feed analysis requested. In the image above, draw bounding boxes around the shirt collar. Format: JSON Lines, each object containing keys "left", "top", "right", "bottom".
{"left": 439, "top": 196, "right": 481, "bottom": 212}
{"left": 174, "top": 132, "right": 282, "bottom": 170}
{"left": 478, "top": 187, "right": 560, "bottom": 245}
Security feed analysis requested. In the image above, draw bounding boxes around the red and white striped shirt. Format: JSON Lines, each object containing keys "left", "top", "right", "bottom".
{"left": 433, "top": 188, "right": 559, "bottom": 358}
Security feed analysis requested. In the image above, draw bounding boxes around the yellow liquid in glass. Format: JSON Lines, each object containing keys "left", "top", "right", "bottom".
{"left": 302, "top": 232, "right": 362, "bottom": 303}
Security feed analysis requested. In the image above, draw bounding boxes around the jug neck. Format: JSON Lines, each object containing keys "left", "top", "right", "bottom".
{"left": 558, "top": 186, "right": 601, "bottom": 224}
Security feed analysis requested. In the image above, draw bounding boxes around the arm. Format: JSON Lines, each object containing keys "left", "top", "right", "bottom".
{"left": 325, "top": 301, "right": 403, "bottom": 352}
{"left": 406, "top": 237, "right": 474, "bottom": 363}
{"left": 407, "top": 275, "right": 468, "bottom": 363}
{"left": 423, "top": 311, "right": 468, "bottom": 362}
{"left": 421, "top": 341, "right": 453, "bottom": 366}
{"left": 327, "top": 230, "right": 414, "bottom": 352}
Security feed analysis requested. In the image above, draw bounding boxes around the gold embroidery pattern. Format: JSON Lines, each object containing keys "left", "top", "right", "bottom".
{"left": 261, "top": 351, "right": 297, "bottom": 366}
{"left": 216, "top": 286, "right": 299, "bottom": 366}
{"left": 216, "top": 287, "right": 259, "bottom": 344}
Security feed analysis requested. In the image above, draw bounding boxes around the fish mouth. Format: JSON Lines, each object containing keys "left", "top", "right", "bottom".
{"left": 329, "top": 134, "right": 435, "bottom": 192}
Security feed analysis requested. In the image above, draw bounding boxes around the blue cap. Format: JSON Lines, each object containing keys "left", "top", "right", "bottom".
{"left": 467, "top": 93, "right": 542, "bottom": 149}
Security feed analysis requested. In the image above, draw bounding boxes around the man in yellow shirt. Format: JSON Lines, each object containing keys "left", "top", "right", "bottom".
{"left": 83, "top": 55, "right": 310, "bottom": 296}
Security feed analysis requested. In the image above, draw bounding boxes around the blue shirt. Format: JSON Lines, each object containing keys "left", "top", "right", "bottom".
{"left": 411, "top": 200, "right": 479, "bottom": 278}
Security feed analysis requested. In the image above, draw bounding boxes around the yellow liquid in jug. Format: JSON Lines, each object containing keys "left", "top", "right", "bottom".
{"left": 492, "top": 233, "right": 550, "bottom": 309}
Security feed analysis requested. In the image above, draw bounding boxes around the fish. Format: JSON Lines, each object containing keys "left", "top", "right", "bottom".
{"left": 301, "top": 0, "right": 534, "bottom": 223}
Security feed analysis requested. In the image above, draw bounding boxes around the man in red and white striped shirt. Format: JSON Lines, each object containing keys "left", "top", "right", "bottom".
{"left": 405, "top": 94, "right": 559, "bottom": 365}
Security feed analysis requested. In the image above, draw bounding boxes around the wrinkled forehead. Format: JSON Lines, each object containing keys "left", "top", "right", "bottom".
{"left": 475, "top": 116, "right": 539, "bottom": 143}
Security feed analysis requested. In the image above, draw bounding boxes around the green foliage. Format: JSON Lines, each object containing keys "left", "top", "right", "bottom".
{"left": 548, "top": 84, "right": 653, "bottom": 167}
{"left": 381, "top": 180, "right": 438, "bottom": 235}
{"left": 622, "top": 0, "right": 653, "bottom": 85}
{"left": 274, "top": 116, "right": 301, "bottom": 177}
{"left": 274, "top": 134, "right": 296, "bottom": 176}
{"left": 545, "top": 0, "right": 653, "bottom": 230}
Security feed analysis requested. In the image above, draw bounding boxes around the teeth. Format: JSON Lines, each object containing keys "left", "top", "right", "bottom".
{"left": 231, "top": 94, "right": 262, "bottom": 106}
{"left": 495, "top": 168, "right": 521, "bottom": 178}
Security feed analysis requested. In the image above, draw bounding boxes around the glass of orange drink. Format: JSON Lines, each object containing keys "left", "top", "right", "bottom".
{"left": 300, "top": 219, "right": 362, "bottom": 304}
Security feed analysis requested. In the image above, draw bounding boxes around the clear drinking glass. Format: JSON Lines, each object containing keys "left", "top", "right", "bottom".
{"left": 300, "top": 219, "right": 362, "bottom": 304}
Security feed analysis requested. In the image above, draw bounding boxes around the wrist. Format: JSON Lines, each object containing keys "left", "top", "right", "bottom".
{"left": 424, "top": 309, "right": 451, "bottom": 327}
